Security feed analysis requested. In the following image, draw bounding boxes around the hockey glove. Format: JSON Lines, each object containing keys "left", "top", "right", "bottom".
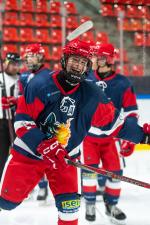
{"left": 120, "top": 140, "right": 135, "bottom": 157}
{"left": 2, "top": 96, "right": 17, "bottom": 109}
{"left": 37, "top": 138, "right": 69, "bottom": 169}
{"left": 141, "top": 123, "right": 150, "bottom": 144}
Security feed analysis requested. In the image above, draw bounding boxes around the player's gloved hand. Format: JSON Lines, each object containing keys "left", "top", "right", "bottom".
{"left": 120, "top": 140, "right": 135, "bottom": 157}
{"left": 141, "top": 123, "right": 150, "bottom": 144}
{"left": 1, "top": 96, "right": 17, "bottom": 109}
{"left": 37, "top": 137, "right": 70, "bottom": 169}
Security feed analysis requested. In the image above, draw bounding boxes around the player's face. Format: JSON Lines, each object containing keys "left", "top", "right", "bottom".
{"left": 66, "top": 55, "right": 88, "bottom": 75}
{"left": 25, "top": 53, "right": 39, "bottom": 69}
{"left": 97, "top": 55, "right": 107, "bottom": 68}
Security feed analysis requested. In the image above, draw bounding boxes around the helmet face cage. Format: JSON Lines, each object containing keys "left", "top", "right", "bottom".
{"left": 62, "top": 39, "right": 92, "bottom": 71}
{"left": 61, "top": 39, "right": 92, "bottom": 85}
{"left": 61, "top": 55, "right": 91, "bottom": 86}
{"left": 98, "top": 54, "right": 114, "bottom": 65}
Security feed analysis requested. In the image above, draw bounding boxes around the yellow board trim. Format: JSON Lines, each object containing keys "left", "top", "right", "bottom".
{"left": 135, "top": 144, "right": 150, "bottom": 151}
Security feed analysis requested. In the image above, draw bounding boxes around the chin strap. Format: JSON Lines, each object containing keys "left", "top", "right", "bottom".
{"left": 63, "top": 69, "right": 86, "bottom": 86}
{"left": 97, "top": 70, "right": 114, "bottom": 79}
{"left": 65, "top": 79, "right": 78, "bottom": 86}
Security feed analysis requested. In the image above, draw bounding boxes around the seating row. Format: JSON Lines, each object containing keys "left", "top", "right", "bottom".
{"left": 3, "top": 13, "right": 79, "bottom": 29}
{"left": 3, "top": 27, "right": 110, "bottom": 44}
{"left": 5, "top": 0, "right": 77, "bottom": 14}
{"left": 100, "top": 0, "right": 150, "bottom": 6}
{"left": 101, "top": 4, "right": 150, "bottom": 19}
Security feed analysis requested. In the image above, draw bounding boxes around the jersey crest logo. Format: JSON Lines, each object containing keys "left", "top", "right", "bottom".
{"left": 96, "top": 81, "right": 107, "bottom": 92}
{"left": 40, "top": 112, "right": 72, "bottom": 147}
{"left": 41, "top": 112, "right": 59, "bottom": 139}
{"left": 60, "top": 96, "right": 76, "bottom": 116}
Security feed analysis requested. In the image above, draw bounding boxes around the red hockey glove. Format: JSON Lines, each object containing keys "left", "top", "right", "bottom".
{"left": 141, "top": 123, "right": 150, "bottom": 144}
{"left": 143, "top": 123, "right": 150, "bottom": 134}
{"left": 37, "top": 138, "right": 69, "bottom": 169}
{"left": 120, "top": 140, "right": 135, "bottom": 157}
{"left": 1, "top": 96, "right": 17, "bottom": 109}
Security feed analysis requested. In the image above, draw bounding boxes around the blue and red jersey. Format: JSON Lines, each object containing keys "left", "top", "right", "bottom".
{"left": 13, "top": 70, "right": 144, "bottom": 160}
{"left": 18, "top": 66, "right": 51, "bottom": 95}
{"left": 86, "top": 71, "right": 139, "bottom": 138}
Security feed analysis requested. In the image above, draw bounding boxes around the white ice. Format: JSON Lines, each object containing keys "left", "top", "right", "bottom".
{"left": 0, "top": 150, "right": 150, "bottom": 225}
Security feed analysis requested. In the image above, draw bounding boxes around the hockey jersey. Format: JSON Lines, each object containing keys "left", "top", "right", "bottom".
{"left": 87, "top": 71, "right": 139, "bottom": 138}
{"left": 18, "top": 66, "right": 51, "bottom": 95}
{"left": 13, "top": 71, "right": 144, "bottom": 160}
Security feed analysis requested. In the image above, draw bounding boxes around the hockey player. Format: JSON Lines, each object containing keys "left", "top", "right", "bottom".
{"left": 0, "top": 39, "right": 149, "bottom": 225}
{"left": 19, "top": 43, "right": 50, "bottom": 95}
{"left": 18, "top": 43, "right": 50, "bottom": 202}
{"left": 0, "top": 52, "right": 21, "bottom": 181}
{"left": 82, "top": 43, "right": 138, "bottom": 224}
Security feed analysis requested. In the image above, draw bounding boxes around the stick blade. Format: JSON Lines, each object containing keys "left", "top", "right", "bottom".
{"left": 66, "top": 20, "right": 93, "bottom": 41}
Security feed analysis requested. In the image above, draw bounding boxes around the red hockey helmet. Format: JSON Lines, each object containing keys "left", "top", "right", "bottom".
{"left": 97, "top": 43, "right": 115, "bottom": 65}
{"left": 63, "top": 38, "right": 92, "bottom": 60}
{"left": 61, "top": 39, "right": 92, "bottom": 85}
{"left": 90, "top": 42, "right": 101, "bottom": 56}
{"left": 23, "top": 43, "right": 45, "bottom": 71}
{"left": 24, "top": 43, "right": 45, "bottom": 57}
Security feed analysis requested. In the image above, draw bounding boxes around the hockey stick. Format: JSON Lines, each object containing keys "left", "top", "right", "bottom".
{"left": 67, "top": 159, "right": 150, "bottom": 189}
{"left": 66, "top": 20, "right": 93, "bottom": 41}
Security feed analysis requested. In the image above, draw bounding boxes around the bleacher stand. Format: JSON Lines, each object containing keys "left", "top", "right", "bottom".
{"left": 1, "top": 0, "right": 149, "bottom": 73}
